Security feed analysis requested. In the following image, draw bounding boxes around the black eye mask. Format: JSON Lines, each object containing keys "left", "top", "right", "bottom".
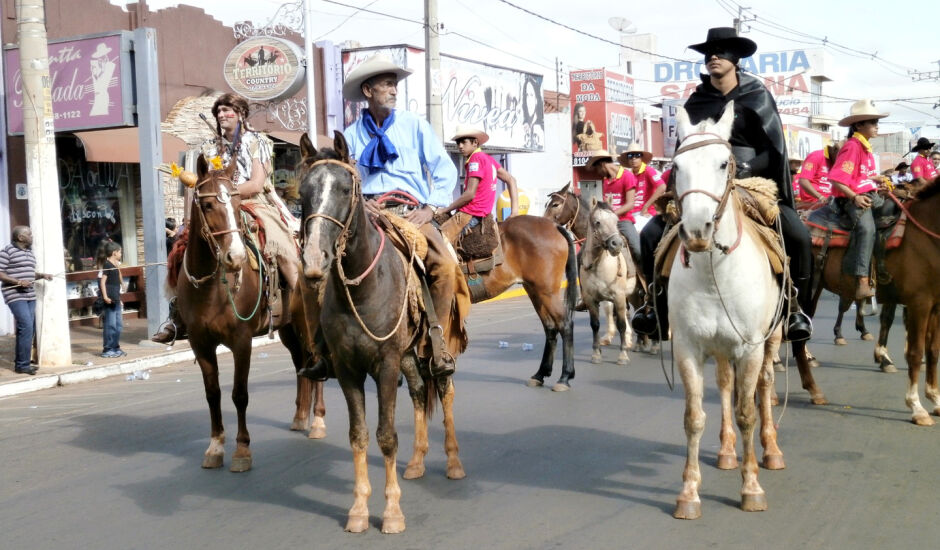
{"left": 705, "top": 50, "right": 740, "bottom": 65}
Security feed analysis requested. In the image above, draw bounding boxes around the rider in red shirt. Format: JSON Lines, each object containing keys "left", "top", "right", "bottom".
{"left": 586, "top": 153, "right": 640, "bottom": 262}
{"left": 910, "top": 137, "right": 938, "bottom": 192}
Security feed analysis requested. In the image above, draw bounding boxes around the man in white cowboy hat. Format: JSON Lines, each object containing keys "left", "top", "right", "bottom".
{"left": 339, "top": 53, "right": 468, "bottom": 379}
{"left": 618, "top": 142, "right": 665, "bottom": 226}
{"left": 587, "top": 152, "right": 640, "bottom": 262}
{"left": 635, "top": 26, "right": 814, "bottom": 342}
{"left": 438, "top": 124, "right": 519, "bottom": 245}
{"left": 909, "top": 136, "right": 938, "bottom": 191}
{"left": 828, "top": 99, "right": 891, "bottom": 302}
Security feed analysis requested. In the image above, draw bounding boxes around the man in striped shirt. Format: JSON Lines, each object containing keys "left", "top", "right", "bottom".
{"left": 0, "top": 226, "right": 52, "bottom": 375}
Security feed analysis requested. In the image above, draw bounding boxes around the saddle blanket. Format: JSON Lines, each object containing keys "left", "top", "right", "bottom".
{"left": 805, "top": 202, "right": 906, "bottom": 250}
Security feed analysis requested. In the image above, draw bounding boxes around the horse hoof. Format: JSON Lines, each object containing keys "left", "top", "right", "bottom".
{"left": 808, "top": 357, "right": 821, "bottom": 369}
{"left": 381, "top": 515, "right": 405, "bottom": 534}
{"left": 880, "top": 362, "right": 897, "bottom": 374}
{"left": 551, "top": 383, "right": 571, "bottom": 392}
{"left": 834, "top": 337, "right": 847, "bottom": 346}
{"left": 617, "top": 357, "right": 629, "bottom": 366}
{"left": 403, "top": 464, "right": 425, "bottom": 480}
{"left": 447, "top": 460, "right": 467, "bottom": 480}
{"left": 773, "top": 360, "right": 784, "bottom": 373}
{"left": 674, "top": 500, "right": 701, "bottom": 520}
{"left": 202, "top": 454, "right": 224, "bottom": 469}
{"left": 290, "top": 418, "right": 309, "bottom": 432}
{"left": 229, "top": 455, "right": 252, "bottom": 473}
{"left": 717, "top": 454, "right": 738, "bottom": 470}
{"left": 741, "top": 493, "right": 768, "bottom": 512}
{"left": 345, "top": 515, "right": 370, "bottom": 533}
{"left": 912, "top": 413, "right": 935, "bottom": 426}
{"left": 308, "top": 417, "right": 327, "bottom": 439}
{"left": 810, "top": 395, "right": 828, "bottom": 406}
{"left": 862, "top": 333, "right": 874, "bottom": 341}
{"left": 526, "top": 378, "right": 544, "bottom": 388}
{"left": 599, "top": 338, "right": 611, "bottom": 346}
{"left": 763, "top": 454, "right": 785, "bottom": 470}
{"left": 591, "top": 353, "right": 602, "bottom": 364}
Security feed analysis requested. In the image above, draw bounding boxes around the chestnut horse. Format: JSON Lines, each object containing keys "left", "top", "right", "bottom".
{"left": 465, "top": 214, "right": 578, "bottom": 391}
{"left": 175, "top": 156, "right": 323, "bottom": 472}
{"left": 814, "top": 187, "right": 940, "bottom": 424}
{"left": 297, "top": 132, "right": 464, "bottom": 534}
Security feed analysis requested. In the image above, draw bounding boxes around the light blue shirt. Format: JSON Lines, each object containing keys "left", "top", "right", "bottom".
{"left": 344, "top": 109, "right": 457, "bottom": 207}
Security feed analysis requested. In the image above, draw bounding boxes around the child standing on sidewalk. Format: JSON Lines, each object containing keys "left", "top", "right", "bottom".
{"left": 97, "top": 242, "right": 125, "bottom": 358}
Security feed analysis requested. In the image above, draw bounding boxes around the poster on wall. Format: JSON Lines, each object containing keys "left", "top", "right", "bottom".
{"left": 342, "top": 46, "right": 544, "bottom": 152}
{"left": 569, "top": 68, "right": 635, "bottom": 168}
{"left": 4, "top": 32, "right": 135, "bottom": 134}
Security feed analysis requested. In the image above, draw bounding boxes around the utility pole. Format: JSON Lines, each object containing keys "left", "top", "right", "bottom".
{"left": 555, "top": 57, "right": 561, "bottom": 111}
{"left": 15, "top": 0, "right": 71, "bottom": 366}
{"left": 424, "top": 0, "right": 443, "bottom": 137}
{"left": 733, "top": 5, "right": 755, "bottom": 34}
{"left": 304, "top": 0, "right": 318, "bottom": 137}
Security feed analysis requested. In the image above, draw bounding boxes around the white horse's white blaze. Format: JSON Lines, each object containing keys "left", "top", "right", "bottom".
{"left": 302, "top": 171, "right": 340, "bottom": 277}
{"left": 669, "top": 101, "right": 783, "bottom": 519}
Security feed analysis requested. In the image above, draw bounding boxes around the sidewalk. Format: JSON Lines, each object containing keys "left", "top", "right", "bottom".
{"left": 0, "top": 316, "right": 281, "bottom": 398}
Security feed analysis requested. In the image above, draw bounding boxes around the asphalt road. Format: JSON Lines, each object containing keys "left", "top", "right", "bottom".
{"left": 2, "top": 295, "right": 939, "bottom": 550}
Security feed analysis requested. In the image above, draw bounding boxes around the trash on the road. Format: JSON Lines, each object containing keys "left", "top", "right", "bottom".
{"left": 165, "top": 346, "right": 172, "bottom": 351}
{"left": 85, "top": 361, "right": 93, "bottom": 366}
{"left": 29, "top": 405, "right": 37, "bottom": 409}
{"left": 126, "top": 370, "right": 151, "bottom": 381}
{"left": 522, "top": 343, "right": 534, "bottom": 351}
{"left": 176, "top": 379, "right": 181, "bottom": 382}
{"left": 498, "top": 341, "right": 509, "bottom": 348}
{"left": 259, "top": 352, "right": 269, "bottom": 358}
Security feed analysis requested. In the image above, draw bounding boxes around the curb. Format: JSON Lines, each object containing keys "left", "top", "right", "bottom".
{"left": 0, "top": 335, "right": 282, "bottom": 399}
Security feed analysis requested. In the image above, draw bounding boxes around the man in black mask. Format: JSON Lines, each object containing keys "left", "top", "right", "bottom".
{"left": 633, "top": 27, "right": 813, "bottom": 341}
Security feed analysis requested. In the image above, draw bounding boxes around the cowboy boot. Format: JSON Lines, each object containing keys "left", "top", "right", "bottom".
{"left": 855, "top": 276, "right": 874, "bottom": 300}
{"left": 297, "top": 354, "right": 334, "bottom": 381}
{"left": 151, "top": 298, "right": 187, "bottom": 344}
{"left": 784, "top": 280, "right": 812, "bottom": 342}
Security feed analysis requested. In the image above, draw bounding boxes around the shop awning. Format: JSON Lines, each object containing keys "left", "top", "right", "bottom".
{"left": 73, "top": 127, "right": 190, "bottom": 164}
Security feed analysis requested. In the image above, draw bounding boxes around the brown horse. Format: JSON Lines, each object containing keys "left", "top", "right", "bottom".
{"left": 175, "top": 156, "right": 323, "bottom": 472}
{"left": 297, "top": 132, "right": 464, "bottom": 533}
{"left": 462, "top": 215, "right": 578, "bottom": 391}
{"left": 815, "top": 188, "right": 940, "bottom": 424}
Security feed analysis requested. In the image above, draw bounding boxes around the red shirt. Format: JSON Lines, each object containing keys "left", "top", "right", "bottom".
{"left": 796, "top": 149, "right": 832, "bottom": 202}
{"left": 602, "top": 166, "right": 638, "bottom": 222}
{"left": 460, "top": 149, "right": 500, "bottom": 217}
{"left": 911, "top": 154, "right": 938, "bottom": 183}
{"left": 630, "top": 163, "right": 665, "bottom": 217}
{"left": 828, "top": 136, "right": 878, "bottom": 198}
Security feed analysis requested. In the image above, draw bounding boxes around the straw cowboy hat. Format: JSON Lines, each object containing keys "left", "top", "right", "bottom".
{"left": 342, "top": 53, "right": 413, "bottom": 102}
{"left": 617, "top": 142, "right": 653, "bottom": 164}
{"left": 584, "top": 152, "right": 614, "bottom": 170}
{"left": 688, "top": 27, "right": 757, "bottom": 59}
{"left": 838, "top": 99, "right": 889, "bottom": 127}
{"left": 450, "top": 124, "right": 489, "bottom": 146}
{"left": 910, "top": 137, "right": 935, "bottom": 152}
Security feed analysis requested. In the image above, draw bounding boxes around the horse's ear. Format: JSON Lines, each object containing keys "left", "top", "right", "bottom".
{"left": 196, "top": 154, "right": 209, "bottom": 179}
{"left": 561, "top": 182, "right": 571, "bottom": 194}
{"left": 590, "top": 196, "right": 598, "bottom": 209}
{"left": 333, "top": 130, "right": 351, "bottom": 164}
{"left": 676, "top": 107, "right": 693, "bottom": 141}
{"left": 299, "top": 132, "right": 316, "bottom": 160}
{"left": 717, "top": 100, "right": 734, "bottom": 139}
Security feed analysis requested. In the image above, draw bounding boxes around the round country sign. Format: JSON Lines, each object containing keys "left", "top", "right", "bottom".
{"left": 223, "top": 37, "right": 306, "bottom": 102}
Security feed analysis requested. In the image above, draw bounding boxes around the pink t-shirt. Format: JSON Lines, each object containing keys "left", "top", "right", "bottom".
{"left": 828, "top": 137, "right": 877, "bottom": 198}
{"left": 602, "top": 166, "right": 638, "bottom": 222}
{"left": 796, "top": 149, "right": 831, "bottom": 202}
{"left": 460, "top": 149, "right": 500, "bottom": 217}
{"left": 911, "top": 154, "right": 938, "bottom": 183}
{"left": 630, "top": 164, "right": 665, "bottom": 217}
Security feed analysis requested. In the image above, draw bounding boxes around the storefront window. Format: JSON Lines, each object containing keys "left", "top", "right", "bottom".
{"left": 57, "top": 137, "right": 134, "bottom": 273}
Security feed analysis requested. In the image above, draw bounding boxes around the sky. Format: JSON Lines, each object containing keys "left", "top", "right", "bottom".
{"left": 113, "top": 0, "right": 940, "bottom": 129}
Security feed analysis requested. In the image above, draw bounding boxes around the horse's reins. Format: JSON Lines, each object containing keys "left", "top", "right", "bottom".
{"left": 183, "top": 175, "right": 243, "bottom": 286}
{"left": 885, "top": 191, "right": 940, "bottom": 240}
{"left": 303, "top": 159, "right": 413, "bottom": 342}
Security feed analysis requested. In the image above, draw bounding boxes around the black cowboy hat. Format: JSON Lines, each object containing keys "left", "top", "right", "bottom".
{"left": 911, "top": 137, "right": 935, "bottom": 152}
{"left": 688, "top": 27, "right": 757, "bottom": 59}
{"left": 895, "top": 162, "right": 910, "bottom": 171}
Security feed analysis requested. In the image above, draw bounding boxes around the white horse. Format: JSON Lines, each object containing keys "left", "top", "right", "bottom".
{"left": 669, "top": 102, "right": 784, "bottom": 520}
{"left": 579, "top": 199, "right": 636, "bottom": 365}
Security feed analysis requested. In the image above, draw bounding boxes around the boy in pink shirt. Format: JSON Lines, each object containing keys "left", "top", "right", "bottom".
{"left": 828, "top": 99, "right": 890, "bottom": 301}
{"left": 796, "top": 144, "right": 839, "bottom": 203}
{"left": 440, "top": 125, "right": 518, "bottom": 245}
{"left": 618, "top": 143, "right": 665, "bottom": 220}
{"left": 586, "top": 152, "right": 640, "bottom": 262}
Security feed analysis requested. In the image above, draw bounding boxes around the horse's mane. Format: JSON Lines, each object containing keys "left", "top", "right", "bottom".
{"left": 594, "top": 201, "right": 614, "bottom": 212}
{"left": 915, "top": 178, "right": 940, "bottom": 201}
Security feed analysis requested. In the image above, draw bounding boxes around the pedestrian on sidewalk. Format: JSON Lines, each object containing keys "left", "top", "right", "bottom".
{"left": 98, "top": 241, "right": 126, "bottom": 358}
{"left": 0, "top": 226, "right": 53, "bottom": 375}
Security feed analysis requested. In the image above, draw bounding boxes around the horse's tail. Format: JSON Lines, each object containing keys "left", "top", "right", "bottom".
{"left": 425, "top": 376, "right": 439, "bottom": 421}
{"left": 556, "top": 224, "right": 579, "bottom": 328}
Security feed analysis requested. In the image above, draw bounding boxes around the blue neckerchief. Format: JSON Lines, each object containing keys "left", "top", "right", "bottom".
{"left": 359, "top": 109, "right": 398, "bottom": 174}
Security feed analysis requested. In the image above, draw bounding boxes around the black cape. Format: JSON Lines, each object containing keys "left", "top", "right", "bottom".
{"left": 683, "top": 72, "right": 793, "bottom": 208}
